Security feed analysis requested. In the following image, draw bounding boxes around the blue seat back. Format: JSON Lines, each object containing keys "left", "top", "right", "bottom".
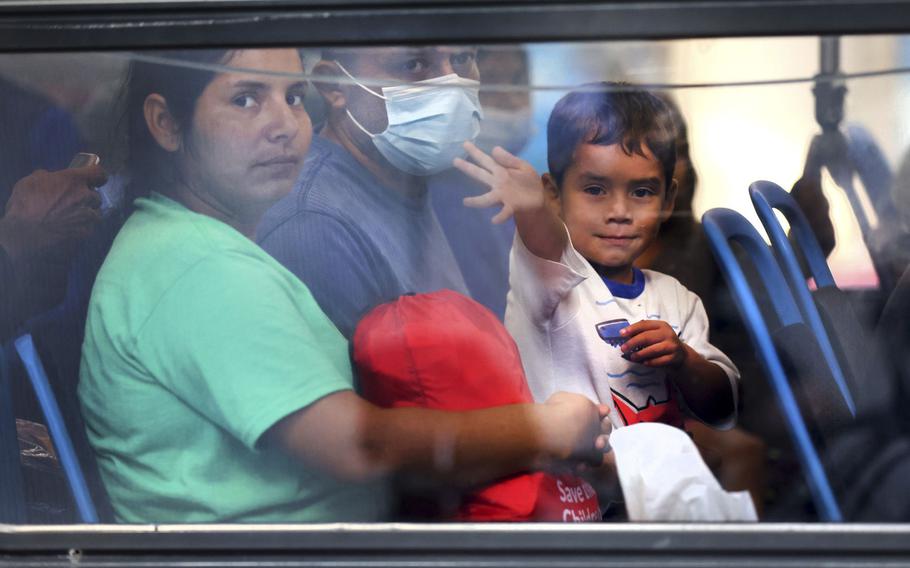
{"left": 7, "top": 211, "right": 125, "bottom": 523}
{"left": 0, "top": 346, "right": 26, "bottom": 523}
{"left": 702, "top": 207, "right": 842, "bottom": 521}
{"left": 750, "top": 180, "right": 856, "bottom": 416}
{"left": 749, "top": 180, "right": 835, "bottom": 288}
{"left": 13, "top": 334, "right": 98, "bottom": 523}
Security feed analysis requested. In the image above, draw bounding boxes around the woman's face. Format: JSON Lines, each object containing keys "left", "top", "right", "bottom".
{"left": 179, "top": 49, "right": 311, "bottom": 217}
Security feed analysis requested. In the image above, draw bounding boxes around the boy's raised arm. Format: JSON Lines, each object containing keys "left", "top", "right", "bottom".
{"left": 454, "top": 142, "right": 567, "bottom": 262}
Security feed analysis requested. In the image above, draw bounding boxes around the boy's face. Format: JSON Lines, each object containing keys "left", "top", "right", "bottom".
{"left": 547, "top": 142, "right": 676, "bottom": 282}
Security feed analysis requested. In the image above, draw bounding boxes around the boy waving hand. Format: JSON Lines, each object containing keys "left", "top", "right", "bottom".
{"left": 455, "top": 83, "right": 738, "bottom": 431}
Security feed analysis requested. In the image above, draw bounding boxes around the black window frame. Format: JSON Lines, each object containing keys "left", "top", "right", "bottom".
{"left": 3, "top": 523, "right": 910, "bottom": 567}
{"left": 2, "top": 0, "right": 910, "bottom": 51}
{"left": 3, "top": 1, "right": 910, "bottom": 565}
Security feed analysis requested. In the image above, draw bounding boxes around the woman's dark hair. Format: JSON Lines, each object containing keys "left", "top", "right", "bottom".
{"left": 119, "top": 50, "right": 234, "bottom": 204}
{"left": 546, "top": 82, "right": 676, "bottom": 194}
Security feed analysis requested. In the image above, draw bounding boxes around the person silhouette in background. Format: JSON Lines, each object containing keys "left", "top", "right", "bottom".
{"left": 430, "top": 46, "right": 533, "bottom": 320}
{"left": 0, "top": 77, "right": 85, "bottom": 207}
{"left": 635, "top": 94, "right": 839, "bottom": 516}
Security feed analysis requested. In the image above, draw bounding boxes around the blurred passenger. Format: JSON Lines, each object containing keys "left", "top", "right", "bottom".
{"left": 78, "top": 48, "right": 610, "bottom": 524}
{"left": 884, "top": 145, "right": 910, "bottom": 284}
{"left": 635, "top": 94, "right": 767, "bottom": 512}
{"left": 257, "top": 47, "right": 481, "bottom": 338}
{"left": 0, "top": 166, "right": 106, "bottom": 342}
{"left": 0, "top": 77, "right": 85, "bottom": 208}
{"left": 789, "top": 133, "right": 837, "bottom": 258}
{"left": 456, "top": 83, "right": 739, "bottom": 432}
{"left": 430, "top": 47, "right": 531, "bottom": 320}
{"left": 472, "top": 47, "right": 534, "bottom": 157}
{"left": 636, "top": 95, "right": 849, "bottom": 516}
{"left": 638, "top": 96, "right": 839, "bottom": 443}
{"left": 894, "top": 147, "right": 910, "bottom": 234}
{"left": 805, "top": 120, "right": 909, "bottom": 294}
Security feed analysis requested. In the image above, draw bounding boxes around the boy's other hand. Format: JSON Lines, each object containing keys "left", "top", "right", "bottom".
{"left": 453, "top": 142, "right": 545, "bottom": 224}
{"left": 619, "top": 320, "right": 687, "bottom": 368}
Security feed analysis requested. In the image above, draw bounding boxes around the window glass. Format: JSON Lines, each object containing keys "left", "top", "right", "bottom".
{"left": 0, "top": 35, "right": 908, "bottom": 526}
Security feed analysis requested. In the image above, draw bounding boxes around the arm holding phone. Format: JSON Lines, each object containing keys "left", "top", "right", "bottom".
{"left": 0, "top": 156, "right": 107, "bottom": 340}
{"left": 0, "top": 154, "right": 105, "bottom": 264}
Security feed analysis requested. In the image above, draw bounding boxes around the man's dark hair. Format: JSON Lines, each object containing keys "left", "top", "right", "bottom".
{"left": 547, "top": 82, "right": 676, "bottom": 193}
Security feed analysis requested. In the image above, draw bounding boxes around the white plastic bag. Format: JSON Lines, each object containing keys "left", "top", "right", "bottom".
{"left": 610, "top": 422, "right": 758, "bottom": 521}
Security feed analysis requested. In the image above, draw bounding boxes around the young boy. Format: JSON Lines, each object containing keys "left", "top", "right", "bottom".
{"left": 454, "top": 83, "right": 739, "bottom": 431}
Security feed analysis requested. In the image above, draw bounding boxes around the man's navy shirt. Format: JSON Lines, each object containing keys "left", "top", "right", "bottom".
{"left": 258, "top": 136, "right": 469, "bottom": 338}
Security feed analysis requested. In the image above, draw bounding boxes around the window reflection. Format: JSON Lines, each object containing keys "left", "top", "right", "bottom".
{"left": 0, "top": 37, "right": 908, "bottom": 525}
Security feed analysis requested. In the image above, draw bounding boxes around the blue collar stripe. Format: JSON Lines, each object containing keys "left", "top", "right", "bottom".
{"left": 602, "top": 268, "right": 645, "bottom": 299}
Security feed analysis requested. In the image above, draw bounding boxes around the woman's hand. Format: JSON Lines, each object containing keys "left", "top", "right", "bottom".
{"left": 269, "top": 390, "right": 613, "bottom": 487}
{"left": 539, "top": 391, "right": 611, "bottom": 467}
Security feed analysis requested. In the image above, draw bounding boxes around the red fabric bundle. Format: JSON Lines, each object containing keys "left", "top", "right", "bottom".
{"left": 353, "top": 290, "right": 599, "bottom": 522}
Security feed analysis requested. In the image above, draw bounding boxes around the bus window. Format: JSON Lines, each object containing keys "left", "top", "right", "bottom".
{"left": 0, "top": 8, "right": 909, "bottom": 550}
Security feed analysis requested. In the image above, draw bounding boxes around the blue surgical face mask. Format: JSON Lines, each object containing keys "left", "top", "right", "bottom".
{"left": 336, "top": 61, "right": 483, "bottom": 176}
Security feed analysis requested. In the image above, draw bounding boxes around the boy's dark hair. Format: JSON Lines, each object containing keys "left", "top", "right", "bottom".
{"left": 547, "top": 82, "right": 677, "bottom": 193}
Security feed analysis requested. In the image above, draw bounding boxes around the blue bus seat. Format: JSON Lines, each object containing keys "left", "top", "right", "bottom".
{"left": 13, "top": 334, "right": 98, "bottom": 523}
{"left": 4, "top": 209, "right": 126, "bottom": 523}
{"left": 8, "top": 324, "right": 115, "bottom": 523}
{"left": 749, "top": 180, "right": 834, "bottom": 288}
{"left": 703, "top": 207, "right": 847, "bottom": 521}
{"left": 750, "top": 180, "right": 856, "bottom": 415}
{"left": 0, "top": 345, "right": 27, "bottom": 523}
{"left": 703, "top": 208, "right": 853, "bottom": 432}
{"left": 0, "top": 217, "right": 117, "bottom": 524}
{"left": 751, "top": 180, "right": 896, "bottom": 419}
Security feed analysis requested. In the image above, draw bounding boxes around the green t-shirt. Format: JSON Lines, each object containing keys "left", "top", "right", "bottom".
{"left": 79, "top": 192, "right": 387, "bottom": 523}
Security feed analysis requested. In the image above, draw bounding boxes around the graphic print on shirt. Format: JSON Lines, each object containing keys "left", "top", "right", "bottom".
{"left": 596, "top": 317, "right": 684, "bottom": 428}
{"left": 607, "top": 367, "right": 683, "bottom": 427}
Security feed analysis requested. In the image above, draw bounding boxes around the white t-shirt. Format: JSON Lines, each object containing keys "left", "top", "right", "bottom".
{"left": 505, "top": 229, "right": 740, "bottom": 430}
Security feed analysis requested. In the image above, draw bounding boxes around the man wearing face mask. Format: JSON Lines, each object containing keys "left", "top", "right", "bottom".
{"left": 258, "top": 47, "right": 482, "bottom": 338}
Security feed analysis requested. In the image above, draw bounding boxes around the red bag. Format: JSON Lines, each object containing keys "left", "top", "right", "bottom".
{"left": 353, "top": 290, "right": 599, "bottom": 522}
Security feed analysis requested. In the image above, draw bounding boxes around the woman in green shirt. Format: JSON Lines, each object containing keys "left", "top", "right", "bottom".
{"left": 79, "top": 48, "right": 610, "bottom": 523}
